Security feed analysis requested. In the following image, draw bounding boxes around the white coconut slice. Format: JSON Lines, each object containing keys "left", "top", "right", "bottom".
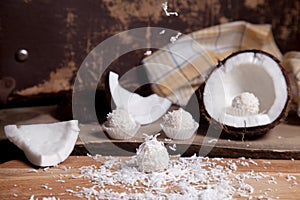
{"left": 202, "top": 50, "right": 290, "bottom": 136}
{"left": 109, "top": 71, "right": 172, "bottom": 125}
{"left": 4, "top": 120, "right": 79, "bottom": 166}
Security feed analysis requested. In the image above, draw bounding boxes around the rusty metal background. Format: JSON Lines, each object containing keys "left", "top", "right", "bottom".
{"left": 0, "top": 0, "right": 299, "bottom": 106}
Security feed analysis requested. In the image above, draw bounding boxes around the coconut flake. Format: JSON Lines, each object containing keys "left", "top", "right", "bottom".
{"left": 159, "top": 30, "right": 166, "bottom": 35}
{"left": 248, "top": 159, "right": 258, "bottom": 166}
{"left": 287, "top": 175, "right": 297, "bottom": 182}
{"left": 199, "top": 181, "right": 235, "bottom": 200}
{"left": 170, "top": 32, "right": 182, "bottom": 43}
{"left": 162, "top": 2, "right": 178, "bottom": 16}
{"left": 27, "top": 169, "right": 38, "bottom": 173}
{"left": 169, "top": 143, "right": 177, "bottom": 151}
{"left": 144, "top": 50, "right": 152, "bottom": 56}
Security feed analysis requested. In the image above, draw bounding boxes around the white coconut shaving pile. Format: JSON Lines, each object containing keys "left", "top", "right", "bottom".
{"left": 163, "top": 108, "right": 195, "bottom": 129}
{"left": 64, "top": 154, "right": 295, "bottom": 200}
{"left": 21, "top": 153, "right": 299, "bottom": 200}
{"left": 29, "top": 195, "right": 59, "bottom": 200}
{"left": 62, "top": 135, "right": 298, "bottom": 200}
{"left": 106, "top": 108, "right": 137, "bottom": 130}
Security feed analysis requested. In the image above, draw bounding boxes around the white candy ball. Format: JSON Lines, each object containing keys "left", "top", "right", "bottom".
{"left": 136, "top": 135, "right": 169, "bottom": 172}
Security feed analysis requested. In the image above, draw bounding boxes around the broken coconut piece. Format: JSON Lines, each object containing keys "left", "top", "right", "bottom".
{"left": 109, "top": 71, "right": 171, "bottom": 125}
{"left": 4, "top": 120, "right": 79, "bottom": 166}
{"left": 202, "top": 50, "right": 291, "bottom": 137}
{"left": 136, "top": 134, "right": 169, "bottom": 172}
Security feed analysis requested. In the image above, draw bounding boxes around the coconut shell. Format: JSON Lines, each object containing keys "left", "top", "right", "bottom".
{"left": 199, "top": 49, "right": 291, "bottom": 139}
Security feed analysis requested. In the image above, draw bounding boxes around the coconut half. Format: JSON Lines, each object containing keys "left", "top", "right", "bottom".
{"left": 202, "top": 50, "right": 291, "bottom": 137}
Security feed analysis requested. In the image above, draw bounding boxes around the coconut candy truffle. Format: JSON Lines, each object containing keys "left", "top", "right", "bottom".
{"left": 227, "top": 92, "right": 260, "bottom": 116}
{"left": 163, "top": 108, "right": 195, "bottom": 129}
{"left": 103, "top": 108, "right": 140, "bottom": 139}
{"left": 136, "top": 134, "right": 169, "bottom": 172}
{"left": 161, "top": 108, "right": 199, "bottom": 140}
{"left": 202, "top": 50, "right": 291, "bottom": 137}
{"left": 106, "top": 108, "right": 137, "bottom": 130}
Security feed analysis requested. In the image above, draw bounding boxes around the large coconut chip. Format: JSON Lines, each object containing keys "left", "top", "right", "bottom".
{"left": 109, "top": 71, "right": 171, "bottom": 125}
{"left": 4, "top": 120, "right": 79, "bottom": 166}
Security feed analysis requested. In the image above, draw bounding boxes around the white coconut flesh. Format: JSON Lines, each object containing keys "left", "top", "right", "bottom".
{"left": 203, "top": 51, "right": 289, "bottom": 128}
{"left": 4, "top": 120, "right": 79, "bottom": 166}
{"left": 109, "top": 71, "right": 172, "bottom": 125}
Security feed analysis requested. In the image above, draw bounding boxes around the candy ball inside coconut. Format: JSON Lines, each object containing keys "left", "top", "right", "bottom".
{"left": 227, "top": 92, "right": 260, "bottom": 116}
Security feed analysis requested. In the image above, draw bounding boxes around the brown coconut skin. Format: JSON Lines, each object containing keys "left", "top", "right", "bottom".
{"left": 200, "top": 49, "right": 291, "bottom": 139}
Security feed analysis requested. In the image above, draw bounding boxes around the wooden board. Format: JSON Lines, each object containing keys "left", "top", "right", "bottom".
{"left": 0, "top": 156, "right": 299, "bottom": 199}
{"left": 1, "top": 106, "right": 300, "bottom": 160}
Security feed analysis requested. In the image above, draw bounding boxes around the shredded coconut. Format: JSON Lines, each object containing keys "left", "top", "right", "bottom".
{"left": 169, "top": 143, "right": 177, "bottom": 151}
{"left": 170, "top": 32, "right": 182, "bottom": 43}
{"left": 287, "top": 175, "right": 297, "bottom": 182}
{"left": 144, "top": 50, "right": 152, "bottom": 56}
{"left": 208, "top": 138, "right": 218, "bottom": 144}
{"left": 106, "top": 108, "right": 137, "bottom": 130}
{"left": 66, "top": 155, "right": 281, "bottom": 199}
{"left": 159, "top": 30, "right": 166, "bottom": 35}
{"left": 42, "top": 197, "right": 59, "bottom": 200}
{"left": 43, "top": 167, "right": 50, "bottom": 171}
{"left": 162, "top": 2, "right": 178, "bottom": 16}
{"left": 199, "top": 181, "right": 234, "bottom": 200}
{"left": 27, "top": 169, "right": 38, "bottom": 173}
{"left": 62, "top": 145, "right": 299, "bottom": 200}
{"left": 248, "top": 159, "right": 258, "bottom": 166}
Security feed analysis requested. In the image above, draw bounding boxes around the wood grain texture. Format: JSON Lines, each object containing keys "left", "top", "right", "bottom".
{"left": 0, "top": 156, "right": 299, "bottom": 199}
{"left": 1, "top": 106, "right": 300, "bottom": 162}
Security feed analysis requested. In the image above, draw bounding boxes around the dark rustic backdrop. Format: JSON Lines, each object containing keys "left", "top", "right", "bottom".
{"left": 0, "top": 0, "right": 300, "bottom": 108}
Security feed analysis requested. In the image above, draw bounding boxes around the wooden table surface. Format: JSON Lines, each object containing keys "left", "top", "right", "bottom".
{"left": 0, "top": 156, "right": 299, "bottom": 200}
{"left": 0, "top": 106, "right": 300, "bottom": 199}
{"left": 1, "top": 106, "right": 300, "bottom": 159}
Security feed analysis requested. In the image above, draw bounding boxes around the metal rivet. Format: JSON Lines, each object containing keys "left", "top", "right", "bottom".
{"left": 15, "top": 49, "right": 29, "bottom": 62}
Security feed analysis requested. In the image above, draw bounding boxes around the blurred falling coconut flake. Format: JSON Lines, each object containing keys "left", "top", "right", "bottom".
{"left": 162, "top": 2, "right": 178, "bottom": 16}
